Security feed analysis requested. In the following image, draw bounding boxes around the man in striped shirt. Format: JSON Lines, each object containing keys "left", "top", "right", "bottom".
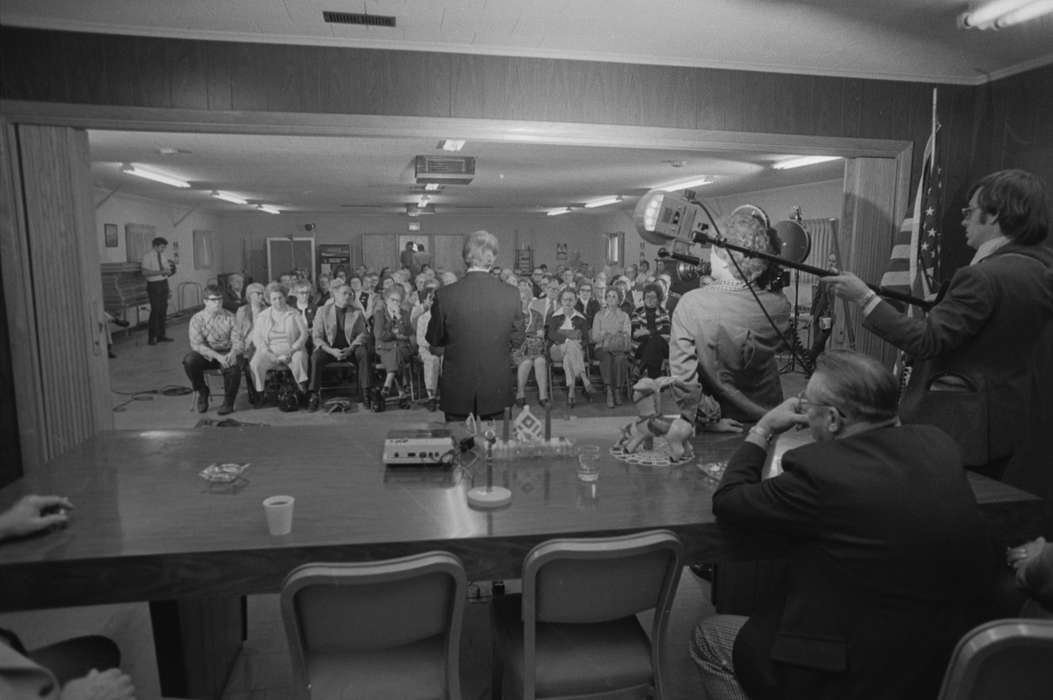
{"left": 184, "top": 284, "right": 245, "bottom": 414}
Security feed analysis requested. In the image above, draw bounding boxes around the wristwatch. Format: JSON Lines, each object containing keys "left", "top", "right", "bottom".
{"left": 748, "top": 425, "right": 774, "bottom": 445}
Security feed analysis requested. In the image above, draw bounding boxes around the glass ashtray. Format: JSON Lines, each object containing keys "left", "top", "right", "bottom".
{"left": 697, "top": 461, "right": 727, "bottom": 485}
{"left": 199, "top": 462, "right": 251, "bottom": 483}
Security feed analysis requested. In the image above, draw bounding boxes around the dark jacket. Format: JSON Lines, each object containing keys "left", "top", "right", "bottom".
{"left": 426, "top": 271, "right": 525, "bottom": 416}
{"left": 864, "top": 243, "right": 1053, "bottom": 466}
{"left": 716, "top": 425, "right": 993, "bottom": 700}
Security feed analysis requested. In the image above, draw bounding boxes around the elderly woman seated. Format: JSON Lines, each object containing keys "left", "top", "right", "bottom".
{"left": 547, "top": 288, "right": 594, "bottom": 408}
{"left": 374, "top": 284, "right": 415, "bottom": 398}
{"left": 631, "top": 282, "right": 671, "bottom": 379}
{"left": 592, "top": 287, "right": 632, "bottom": 408}
{"left": 513, "top": 278, "right": 550, "bottom": 408}
{"left": 249, "top": 282, "right": 309, "bottom": 402}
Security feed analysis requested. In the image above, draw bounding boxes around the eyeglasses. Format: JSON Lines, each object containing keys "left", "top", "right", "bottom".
{"left": 796, "top": 391, "right": 842, "bottom": 416}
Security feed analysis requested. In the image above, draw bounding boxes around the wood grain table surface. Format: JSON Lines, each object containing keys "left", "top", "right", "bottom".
{"left": 0, "top": 420, "right": 1043, "bottom": 611}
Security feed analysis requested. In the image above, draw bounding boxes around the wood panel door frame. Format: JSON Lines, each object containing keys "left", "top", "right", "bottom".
{"left": 0, "top": 100, "right": 912, "bottom": 477}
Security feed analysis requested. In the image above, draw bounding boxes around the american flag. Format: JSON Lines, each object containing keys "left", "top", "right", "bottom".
{"left": 880, "top": 90, "right": 941, "bottom": 309}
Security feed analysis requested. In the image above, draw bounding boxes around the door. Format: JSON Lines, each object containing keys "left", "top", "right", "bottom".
{"left": 267, "top": 237, "right": 315, "bottom": 282}
{"left": 362, "top": 234, "right": 397, "bottom": 272}
{"left": 433, "top": 235, "right": 464, "bottom": 275}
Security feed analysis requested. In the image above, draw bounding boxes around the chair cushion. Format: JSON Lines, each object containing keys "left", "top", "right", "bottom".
{"left": 495, "top": 594, "right": 654, "bottom": 697}
{"left": 306, "top": 636, "right": 447, "bottom": 700}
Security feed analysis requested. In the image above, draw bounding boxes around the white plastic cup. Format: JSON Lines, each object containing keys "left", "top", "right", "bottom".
{"left": 263, "top": 495, "right": 295, "bottom": 535}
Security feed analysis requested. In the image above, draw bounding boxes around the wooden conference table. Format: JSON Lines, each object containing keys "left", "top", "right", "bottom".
{"left": 0, "top": 421, "right": 1044, "bottom": 697}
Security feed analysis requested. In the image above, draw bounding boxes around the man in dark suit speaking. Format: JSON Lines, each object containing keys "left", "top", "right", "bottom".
{"left": 692, "top": 350, "right": 992, "bottom": 700}
{"left": 426, "top": 230, "right": 525, "bottom": 422}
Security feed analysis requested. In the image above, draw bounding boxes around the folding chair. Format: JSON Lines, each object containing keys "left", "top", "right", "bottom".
{"left": 492, "top": 530, "right": 683, "bottom": 699}
{"left": 281, "top": 552, "right": 467, "bottom": 700}
{"left": 937, "top": 618, "right": 1053, "bottom": 700}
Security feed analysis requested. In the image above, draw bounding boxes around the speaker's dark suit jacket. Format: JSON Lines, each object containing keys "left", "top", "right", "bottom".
{"left": 426, "top": 271, "right": 524, "bottom": 417}
{"left": 715, "top": 425, "right": 993, "bottom": 700}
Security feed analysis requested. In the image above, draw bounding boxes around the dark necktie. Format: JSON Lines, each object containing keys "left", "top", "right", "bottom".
{"left": 157, "top": 251, "right": 164, "bottom": 276}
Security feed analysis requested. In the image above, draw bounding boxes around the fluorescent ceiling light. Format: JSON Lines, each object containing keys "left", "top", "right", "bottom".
{"left": 424, "top": 183, "right": 441, "bottom": 192}
{"left": 417, "top": 195, "right": 430, "bottom": 208}
{"left": 583, "top": 196, "right": 623, "bottom": 209}
{"left": 438, "top": 139, "right": 466, "bottom": 152}
{"left": 960, "top": 0, "right": 1053, "bottom": 28}
{"left": 655, "top": 175, "right": 715, "bottom": 192}
{"left": 211, "top": 190, "right": 248, "bottom": 205}
{"left": 772, "top": 155, "right": 843, "bottom": 170}
{"left": 121, "top": 163, "right": 190, "bottom": 188}
{"left": 546, "top": 207, "right": 573, "bottom": 216}
{"left": 256, "top": 204, "right": 281, "bottom": 215}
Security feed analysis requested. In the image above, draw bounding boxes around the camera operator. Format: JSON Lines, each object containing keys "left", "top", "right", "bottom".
{"left": 669, "top": 209, "right": 791, "bottom": 431}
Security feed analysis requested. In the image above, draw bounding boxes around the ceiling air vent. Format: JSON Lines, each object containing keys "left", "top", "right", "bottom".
{"left": 414, "top": 155, "right": 476, "bottom": 185}
{"left": 322, "top": 11, "right": 396, "bottom": 27}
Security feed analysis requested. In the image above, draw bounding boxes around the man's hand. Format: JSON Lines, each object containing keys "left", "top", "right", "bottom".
{"left": 756, "top": 397, "right": 810, "bottom": 435}
{"left": 219, "top": 352, "right": 236, "bottom": 369}
{"left": 0, "top": 494, "right": 73, "bottom": 540}
{"left": 632, "top": 328, "right": 648, "bottom": 339}
{"left": 823, "top": 273, "right": 872, "bottom": 305}
{"left": 1007, "top": 536, "right": 1047, "bottom": 570}
{"left": 60, "top": 668, "right": 137, "bottom": 700}
{"left": 701, "top": 417, "right": 744, "bottom": 434}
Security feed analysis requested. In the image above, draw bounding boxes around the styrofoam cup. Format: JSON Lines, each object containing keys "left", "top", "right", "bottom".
{"left": 262, "top": 495, "right": 295, "bottom": 535}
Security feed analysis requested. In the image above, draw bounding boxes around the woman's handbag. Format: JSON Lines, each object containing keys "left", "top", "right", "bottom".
{"left": 604, "top": 332, "right": 631, "bottom": 353}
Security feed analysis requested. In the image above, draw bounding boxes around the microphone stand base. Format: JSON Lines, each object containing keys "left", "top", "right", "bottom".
{"left": 467, "top": 486, "right": 512, "bottom": 509}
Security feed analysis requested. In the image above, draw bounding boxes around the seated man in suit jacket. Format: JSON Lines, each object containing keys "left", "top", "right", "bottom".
{"left": 692, "top": 350, "right": 994, "bottom": 700}
{"left": 306, "top": 281, "right": 371, "bottom": 412}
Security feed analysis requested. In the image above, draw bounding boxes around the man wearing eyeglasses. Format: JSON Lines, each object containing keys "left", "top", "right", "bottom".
{"left": 183, "top": 284, "right": 244, "bottom": 414}
{"left": 692, "top": 350, "right": 992, "bottom": 700}
{"left": 826, "top": 169, "right": 1053, "bottom": 479}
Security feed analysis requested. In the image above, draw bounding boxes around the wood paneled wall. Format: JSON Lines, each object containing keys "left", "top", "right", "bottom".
{"left": 1, "top": 124, "right": 112, "bottom": 469}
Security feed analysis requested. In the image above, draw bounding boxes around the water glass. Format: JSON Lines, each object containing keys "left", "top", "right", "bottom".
{"left": 576, "top": 444, "right": 601, "bottom": 482}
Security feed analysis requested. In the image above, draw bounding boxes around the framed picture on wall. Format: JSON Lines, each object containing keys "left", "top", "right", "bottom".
{"left": 103, "top": 223, "right": 118, "bottom": 248}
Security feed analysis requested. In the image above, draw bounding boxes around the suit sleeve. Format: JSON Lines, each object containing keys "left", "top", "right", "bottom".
{"left": 425, "top": 293, "right": 446, "bottom": 348}
{"left": 713, "top": 443, "right": 821, "bottom": 538}
{"left": 510, "top": 298, "right": 526, "bottom": 350}
{"left": 311, "top": 309, "right": 326, "bottom": 348}
{"left": 864, "top": 266, "right": 995, "bottom": 360}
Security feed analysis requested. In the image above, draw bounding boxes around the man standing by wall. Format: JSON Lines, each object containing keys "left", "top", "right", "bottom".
{"left": 140, "top": 236, "right": 176, "bottom": 345}
{"left": 827, "top": 169, "right": 1053, "bottom": 478}
{"left": 426, "top": 230, "right": 524, "bottom": 422}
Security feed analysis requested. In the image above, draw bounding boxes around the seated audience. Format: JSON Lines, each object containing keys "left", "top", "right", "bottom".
{"left": 289, "top": 281, "right": 317, "bottom": 334}
{"left": 692, "top": 350, "right": 994, "bottom": 700}
{"left": 512, "top": 278, "right": 550, "bottom": 408}
{"left": 249, "top": 282, "right": 309, "bottom": 401}
{"left": 313, "top": 273, "right": 331, "bottom": 307}
{"left": 575, "top": 281, "right": 601, "bottom": 331}
{"left": 1, "top": 495, "right": 136, "bottom": 700}
{"left": 221, "top": 272, "right": 246, "bottom": 313}
{"left": 306, "top": 281, "right": 372, "bottom": 412}
{"left": 183, "top": 285, "right": 244, "bottom": 415}
{"left": 592, "top": 287, "right": 631, "bottom": 408}
{"left": 547, "top": 289, "right": 594, "bottom": 407}
{"left": 235, "top": 282, "right": 267, "bottom": 405}
{"left": 415, "top": 285, "right": 442, "bottom": 411}
{"left": 374, "top": 285, "right": 415, "bottom": 398}
{"left": 631, "top": 283, "right": 671, "bottom": 379}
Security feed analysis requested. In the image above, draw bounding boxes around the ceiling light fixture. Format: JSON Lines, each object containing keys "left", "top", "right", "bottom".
{"left": 424, "top": 183, "right": 441, "bottom": 192}
{"left": 211, "top": 190, "right": 248, "bottom": 205}
{"left": 583, "top": 196, "right": 623, "bottom": 209}
{"left": 772, "top": 155, "right": 843, "bottom": 170}
{"left": 438, "top": 139, "right": 466, "bottom": 152}
{"left": 121, "top": 163, "right": 190, "bottom": 188}
{"left": 546, "top": 207, "right": 573, "bottom": 216}
{"left": 959, "top": 0, "right": 1053, "bottom": 29}
{"left": 417, "top": 195, "right": 430, "bottom": 208}
{"left": 256, "top": 204, "right": 281, "bottom": 215}
{"left": 655, "top": 175, "right": 715, "bottom": 192}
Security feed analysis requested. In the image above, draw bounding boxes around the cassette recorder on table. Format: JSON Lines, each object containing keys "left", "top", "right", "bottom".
{"left": 383, "top": 428, "right": 456, "bottom": 466}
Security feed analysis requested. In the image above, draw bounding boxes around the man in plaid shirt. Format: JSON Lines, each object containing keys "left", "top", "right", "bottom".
{"left": 183, "top": 284, "right": 245, "bottom": 414}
